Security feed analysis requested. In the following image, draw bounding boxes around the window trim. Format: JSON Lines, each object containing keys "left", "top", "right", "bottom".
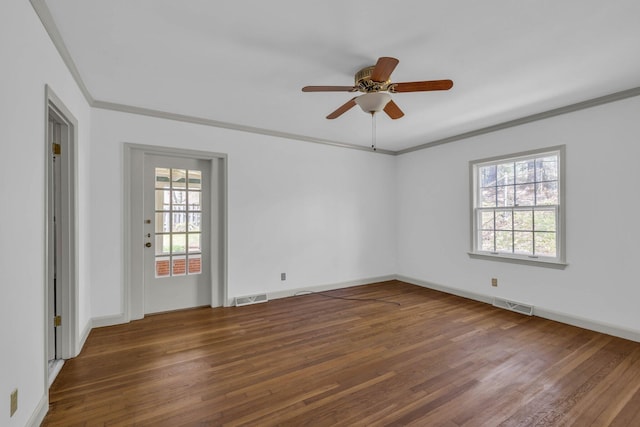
{"left": 468, "top": 145, "right": 567, "bottom": 268}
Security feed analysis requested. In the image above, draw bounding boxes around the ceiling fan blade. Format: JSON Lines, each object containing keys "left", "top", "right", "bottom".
{"left": 326, "top": 98, "right": 357, "bottom": 119}
{"left": 391, "top": 80, "right": 454, "bottom": 92}
{"left": 302, "top": 86, "right": 357, "bottom": 92}
{"left": 371, "top": 57, "right": 399, "bottom": 82}
{"left": 383, "top": 100, "right": 404, "bottom": 120}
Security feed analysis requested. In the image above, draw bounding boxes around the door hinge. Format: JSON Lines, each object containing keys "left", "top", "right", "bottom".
{"left": 52, "top": 143, "right": 61, "bottom": 155}
{"left": 54, "top": 315, "right": 62, "bottom": 327}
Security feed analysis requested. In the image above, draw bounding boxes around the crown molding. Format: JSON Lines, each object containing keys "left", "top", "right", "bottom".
{"left": 396, "top": 86, "right": 640, "bottom": 155}
{"left": 92, "top": 100, "right": 396, "bottom": 155}
{"left": 30, "top": 0, "right": 94, "bottom": 105}
{"left": 32, "top": 0, "right": 640, "bottom": 157}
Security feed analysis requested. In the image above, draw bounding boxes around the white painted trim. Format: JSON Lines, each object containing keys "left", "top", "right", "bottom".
{"left": 30, "top": 0, "right": 640, "bottom": 156}
{"left": 123, "top": 143, "right": 229, "bottom": 318}
{"left": 534, "top": 307, "right": 640, "bottom": 343}
{"left": 26, "top": 393, "right": 49, "bottom": 427}
{"left": 230, "top": 275, "right": 398, "bottom": 306}
{"left": 397, "top": 275, "right": 640, "bottom": 343}
{"left": 397, "top": 275, "right": 493, "bottom": 305}
{"left": 30, "top": 0, "right": 94, "bottom": 105}
{"left": 92, "top": 314, "right": 129, "bottom": 328}
{"left": 94, "top": 101, "right": 395, "bottom": 155}
{"left": 44, "top": 86, "right": 81, "bottom": 402}
{"left": 78, "top": 317, "right": 93, "bottom": 350}
{"left": 396, "top": 86, "right": 640, "bottom": 155}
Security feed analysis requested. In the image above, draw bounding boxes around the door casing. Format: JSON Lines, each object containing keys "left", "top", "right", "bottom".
{"left": 124, "top": 143, "right": 228, "bottom": 320}
{"left": 44, "top": 85, "right": 79, "bottom": 380}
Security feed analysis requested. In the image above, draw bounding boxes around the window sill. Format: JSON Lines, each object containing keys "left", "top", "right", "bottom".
{"left": 467, "top": 252, "right": 568, "bottom": 269}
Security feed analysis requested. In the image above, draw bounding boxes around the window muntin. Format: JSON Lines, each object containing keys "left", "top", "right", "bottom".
{"left": 154, "top": 167, "right": 203, "bottom": 277}
{"left": 472, "top": 148, "right": 563, "bottom": 263}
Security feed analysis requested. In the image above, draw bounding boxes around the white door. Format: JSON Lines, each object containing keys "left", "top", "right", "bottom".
{"left": 48, "top": 116, "right": 63, "bottom": 361}
{"left": 143, "top": 154, "right": 212, "bottom": 313}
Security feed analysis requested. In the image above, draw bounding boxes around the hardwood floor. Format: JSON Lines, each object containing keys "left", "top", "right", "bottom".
{"left": 43, "top": 281, "right": 640, "bottom": 426}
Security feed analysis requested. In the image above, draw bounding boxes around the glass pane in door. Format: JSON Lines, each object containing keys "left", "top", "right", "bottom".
{"left": 154, "top": 167, "right": 203, "bottom": 278}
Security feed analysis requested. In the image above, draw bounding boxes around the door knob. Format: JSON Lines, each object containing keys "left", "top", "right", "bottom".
{"left": 145, "top": 242, "right": 152, "bottom": 248}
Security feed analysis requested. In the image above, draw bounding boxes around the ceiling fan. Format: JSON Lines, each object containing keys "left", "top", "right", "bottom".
{"left": 302, "top": 57, "right": 453, "bottom": 120}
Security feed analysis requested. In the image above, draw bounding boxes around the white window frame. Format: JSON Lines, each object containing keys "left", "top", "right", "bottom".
{"left": 469, "top": 146, "right": 567, "bottom": 268}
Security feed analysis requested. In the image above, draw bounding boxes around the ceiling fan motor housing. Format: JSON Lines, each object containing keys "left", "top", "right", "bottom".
{"left": 355, "top": 66, "right": 391, "bottom": 93}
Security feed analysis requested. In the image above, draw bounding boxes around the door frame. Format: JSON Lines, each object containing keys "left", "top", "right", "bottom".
{"left": 123, "top": 143, "right": 228, "bottom": 320}
{"left": 44, "top": 86, "right": 79, "bottom": 370}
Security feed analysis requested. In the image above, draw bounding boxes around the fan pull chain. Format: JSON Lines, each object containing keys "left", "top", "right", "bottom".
{"left": 371, "top": 112, "right": 377, "bottom": 151}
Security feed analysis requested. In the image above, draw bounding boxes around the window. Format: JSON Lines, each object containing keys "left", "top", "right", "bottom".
{"left": 470, "top": 146, "right": 565, "bottom": 266}
{"left": 154, "top": 167, "right": 203, "bottom": 277}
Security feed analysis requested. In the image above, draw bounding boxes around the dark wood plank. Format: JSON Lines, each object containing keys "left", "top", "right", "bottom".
{"left": 42, "top": 281, "right": 640, "bottom": 426}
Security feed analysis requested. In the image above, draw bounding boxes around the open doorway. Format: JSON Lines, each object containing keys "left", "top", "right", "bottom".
{"left": 45, "top": 86, "right": 78, "bottom": 386}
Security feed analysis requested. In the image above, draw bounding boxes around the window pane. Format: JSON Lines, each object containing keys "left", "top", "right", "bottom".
{"left": 481, "top": 187, "right": 497, "bottom": 207}
{"left": 515, "top": 160, "right": 535, "bottom": 184}
{"left": 514, "top": 231, "right": 533, "bottom": 254}
{"left": 172, "top": 234, "right": 186, "bottom": 253}
{"left": 480, "top": 165, "right": 496, "bottom": 187}
{"left": 155, "top": 234, "right": 170, "bottom": 256}
{"left": 513, "top": 210, "right": 533, "bottom": 231}
{"left": 155, "top": 257, "right": 170, "bottom": 278}
{"left": 534, "top": 210, "right": 556, "bottom": 232}
{"left": 536, "top": 182, "right": 558, "bottom": 205}
{"left": 172, "top": 169, "right": 187, "bottom": 189}
{"left": 188, "top": 254, "right": 202, "bottom": 274}
{"left": 497, "top": 163, "right": 514, "bottom": 185}
{"left": 514, "top": 184, "right": 535, "bottom": 206}
{"left": 495, "top": 210, "right": 512, "bottom": 230}
{"left": 188, "top": 212, "right": 201, "bottom": 232}
{"left": 188, "top": 170, "right": 202, "bottom": 190}
{"left": 480, "top": 230, "right": 494, "bottom": 252}
{"left": 188, "top": 191, "right": 201, "bottom": 211}
{"left": 495, "top": 231, "right": 513, "bottom": 252}
{"left": 496, "top": 186, "right": 514, "bottom": 207}
{"left": 188, "top": 233, "right": 201, "bottom": 253}
{"left": 536, "top": 156, "right": 558, "bottom": 181}
{"left": 480, "top": 211, "right": 494, "bottom": 230}
{"left": 155, "top": 212, "right": 170, "bottom": 233}
{"left": 155, "top": 190, "right": 170, "bottom": 210}
{"left": 535, "top": 232, "right": 556, "bottom": 257}
{"left": 172, "top": 190, "right": 187, "bottom": 211}
{"left": 155, "top": 168, "right": 170, "bottom": 189}
{"left": 172, "top": 256, "right": 186, "bottom": 276}
{"left": 172, "top": 212, "right": 187, "bottom": 232}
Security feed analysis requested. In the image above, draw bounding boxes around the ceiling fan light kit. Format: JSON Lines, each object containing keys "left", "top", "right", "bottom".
{"left": 355, "top": 92, "right": 392, "bottom": 113}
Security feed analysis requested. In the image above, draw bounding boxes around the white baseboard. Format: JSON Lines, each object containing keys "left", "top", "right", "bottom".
{"left": 397, "top": 274, "right": 640, "bottom": 343}
{"left": 92, "top": 313, "right": 129, "bottom": 328}
{"left": 397, "top": 275, "right": 493, "bottom": 305}
{"left": 27, "top": 393, "right": 48, "bottom": 427}
{"left": 534, "top": 307, "right": 640, "bottom": 343}
{"left": 228, "top": 275, "right": 397, "bottom": 306}
{"left": 77, "top": 318, "right": 92, "bottom": 355}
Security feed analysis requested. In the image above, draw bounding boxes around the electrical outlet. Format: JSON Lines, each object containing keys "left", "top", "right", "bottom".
{"left": 281, "top": 272, "right": 286, "bottom": 281}
{"left": 491, "top": 278, "right": 498, "bottom": 287}
{"left": 10, "top": 389, "right": 17, "bottom": 417}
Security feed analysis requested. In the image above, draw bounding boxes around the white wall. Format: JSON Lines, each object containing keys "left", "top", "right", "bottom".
{"left": 397, "top": 95, "right": 640, "bottom": 335}
{"left": 0, "top": 1, "right": 92, "bottom": 426}
{"left": 89, "top": 109, "right": 397, "bottom": 317}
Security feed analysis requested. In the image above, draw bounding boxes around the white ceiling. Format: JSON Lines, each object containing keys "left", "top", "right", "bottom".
{"left": 41, "top": 0, "right": 640, "bottom": 153}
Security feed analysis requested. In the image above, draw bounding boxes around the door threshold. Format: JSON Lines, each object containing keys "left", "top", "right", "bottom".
{"left": 48, "top": 359, "right": 64, "bottom": 387}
